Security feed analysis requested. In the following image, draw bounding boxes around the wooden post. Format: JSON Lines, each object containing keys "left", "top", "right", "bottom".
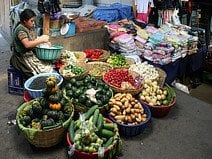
{"left": 43, "top": 14, "right": 50, "bottom": 35}
{"left": 132, "top": 0, "right": 137, "bottom": 19}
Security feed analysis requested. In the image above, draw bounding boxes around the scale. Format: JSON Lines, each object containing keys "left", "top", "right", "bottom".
{"left": 60, "top": 12, "right": 79, "bottom": 37}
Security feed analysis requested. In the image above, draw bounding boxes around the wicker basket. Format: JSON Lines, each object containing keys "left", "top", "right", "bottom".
{"left": 74, "top": 51, "right": 87, "bottom": 63}
{"left": 87, "top": 61, "right": 113, "bottom": 79}
{"left": 35, "top": 45, "right": 63, "bottom": 61}
{"left": 87, "top": 50, "right": 110, "bottom": 62}
{"left": 59, "top": 63, "right": 89, "bottom": 80}
{"left": 109, "top": 56, "right": 135, "bottom": 69}
{"left": 103, "top": 69, "right": 143, "bottom": 95}
{"left": 16, "top": 100, "right": 74, "bottom": 148}
{"left": 108, "top": 84, "right": 143, "bottom": 95}
{"left": 73, "top": 102, "right": 109, "bottom": 116}
{"left": 155, "top": 67, "right": 167, "bottom": 87}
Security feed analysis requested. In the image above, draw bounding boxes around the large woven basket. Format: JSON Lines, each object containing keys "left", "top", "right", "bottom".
{"left": 16, "top": 100, "right": 74, "bottom": 148}
{"left": 59, "top": 62, "right": 89, "bottom": 81}
{"left": 103, "top": 69, "right": 143, "bottom": 95}
{"left": 155, "top": 67, "right": 167, "bottom": 87}
{"left": 87, "top": 61, "right": 113, "bottom": 79}
{"left": 109, "top": 56, "right": 135, "bottom": 69}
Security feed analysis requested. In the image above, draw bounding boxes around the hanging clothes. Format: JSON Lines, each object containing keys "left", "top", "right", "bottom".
{"left": 135, "top": 0, "right": 155, "bottom": 24}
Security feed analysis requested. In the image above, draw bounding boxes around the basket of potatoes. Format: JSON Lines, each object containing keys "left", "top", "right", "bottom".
{"left": 108, "top": 93, "right": 151, "bottom": 136}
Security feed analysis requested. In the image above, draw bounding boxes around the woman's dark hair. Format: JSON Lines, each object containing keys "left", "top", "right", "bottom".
{"left": 19, "top": 9, "right": 36, "bottom": 23}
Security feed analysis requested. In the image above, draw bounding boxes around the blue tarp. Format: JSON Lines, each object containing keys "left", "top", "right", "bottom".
{"left": 92, "top": 3, "right": 134, "bottom": 22}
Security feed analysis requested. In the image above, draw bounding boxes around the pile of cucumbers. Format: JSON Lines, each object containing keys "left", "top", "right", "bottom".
{"left": 68, "top": 105, "right": 122, "bottom": 156}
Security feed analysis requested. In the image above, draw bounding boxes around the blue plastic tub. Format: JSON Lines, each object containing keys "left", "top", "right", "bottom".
{"left": 24, "top": 73, "right": 63, "bottom": 99}
{"left": 108, "top": 103, "right": 151, "bottom": 136}
{"left": 35, "top": 45, "right": 63, "bottom": 61}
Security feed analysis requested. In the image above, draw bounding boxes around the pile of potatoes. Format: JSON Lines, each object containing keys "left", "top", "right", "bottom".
{"left": 109, "top": 93, "right": 147, "bottom": 125}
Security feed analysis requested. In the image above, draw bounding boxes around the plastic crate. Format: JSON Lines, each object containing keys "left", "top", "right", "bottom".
{"left": 8, "top": 86, "right": 24, "bottom": 95}
{"left": 7, "top": 66, "right": 25, "bottom": 95}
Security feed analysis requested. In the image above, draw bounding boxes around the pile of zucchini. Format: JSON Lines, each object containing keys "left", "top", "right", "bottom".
{"left": 68, "top": 105, "right": 122, "bottom": 156}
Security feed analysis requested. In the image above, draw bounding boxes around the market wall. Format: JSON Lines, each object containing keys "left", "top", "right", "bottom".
{"left": 0, "top": 0, "right": 133, "bottom": 40}
{"left": 0, "top": 0, "right": 11, "bottom": 41}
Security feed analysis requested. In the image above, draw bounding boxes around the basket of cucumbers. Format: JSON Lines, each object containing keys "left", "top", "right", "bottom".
{"left": 67, "top": 106, "right": 122, "bottom": 159}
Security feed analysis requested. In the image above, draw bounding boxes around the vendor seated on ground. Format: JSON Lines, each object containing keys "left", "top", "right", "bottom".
{"left": 10, "top": 9, "right": 53, "bottom": 79}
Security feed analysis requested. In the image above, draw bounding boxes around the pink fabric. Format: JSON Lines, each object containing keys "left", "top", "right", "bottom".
{"left": 136, "top": 7, "right": 151, "bottom": 24}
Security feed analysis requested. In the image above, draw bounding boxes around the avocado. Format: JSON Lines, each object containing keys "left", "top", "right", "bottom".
{"left": 65, "top": 83, "right": 72, "bottom": 90}
{"left": 76, "top": 80, "right": 84, "bottom": 87}
{"left": 104, "top": 84, "right": 110, "bottom": 90}
{"left": 79, "top": 94, "right": 87, "bottom": 104}
{"left": 85, "top": 99, "right": 94, "bottom": 107}
{"left": 106, "top": 90, "right": 113, "bottom": 98}
{"left": 70, "top": 78, "right": 77, "bottom": 85}
{"left": 66, "top": 90, "right": 73, "bottom": 98}
{"left": 74, "top": 89, "right": 82, "bottom": 97}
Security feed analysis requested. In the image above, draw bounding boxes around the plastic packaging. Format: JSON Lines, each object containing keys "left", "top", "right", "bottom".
{"left": 98, "top": 147, "right": 105, "bottom": 159}
{"left": 173, "top": 82, "right": 189, "bottom": 94}
{"left": 68, "top": 143, "right": 75, "bottom": 157}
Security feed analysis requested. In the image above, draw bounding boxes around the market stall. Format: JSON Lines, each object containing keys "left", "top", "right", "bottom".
{"left": 7, "top": 1, "right": 211, "bottom": 159}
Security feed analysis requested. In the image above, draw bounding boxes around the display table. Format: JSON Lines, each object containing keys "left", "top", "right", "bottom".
{"left": 143, "top": 46, "right": 207, "bottom": 84}
{"left": 50, "top": 28, "right": 109, "bottom": 51}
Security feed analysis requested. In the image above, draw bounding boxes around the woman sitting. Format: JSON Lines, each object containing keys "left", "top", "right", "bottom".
{"left": 10, "top": 9, "right": 53, "bottom": 79}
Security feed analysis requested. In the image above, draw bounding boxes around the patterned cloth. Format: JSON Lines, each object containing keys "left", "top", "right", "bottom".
{"left": 10, "top": 24, "right": 53, "bottom": 78}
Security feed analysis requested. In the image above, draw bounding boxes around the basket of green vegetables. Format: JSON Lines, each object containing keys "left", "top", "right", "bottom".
{"left": 67, "top": 105, "right": 122, "bottom": 159}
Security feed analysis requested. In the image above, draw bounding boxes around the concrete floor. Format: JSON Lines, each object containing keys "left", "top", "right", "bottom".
{"left": 0, "top": 33, "right": 212, "bottom": 159}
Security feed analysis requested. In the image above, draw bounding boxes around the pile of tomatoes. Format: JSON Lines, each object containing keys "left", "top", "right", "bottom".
{"left": 84, "top": 49, "right": 104, "bottom": 59}
{"left": 103, "top": 69, "right": 140, "bottom": 89}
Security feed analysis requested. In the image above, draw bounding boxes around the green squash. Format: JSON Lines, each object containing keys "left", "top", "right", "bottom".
{"left": 60, "top": 97, "right": 67, "bottom": 106}
{"left": 49, "top": 93, "right": 61, "bottom": 103}
{"left": 58, "top": 111, "right": 64, "bottom": 122}
{"left": 41, "top": 118, "right": 55, "bottom": 128}
{"left": 26, "top": 108, "right": 34, "bottom": 118}
{"left": 39, "top": 97, "right": 48, "bottom": 109}
{"left": 47, "top": 110, "right": 58, "bottom": 121}
{"left": 32, "top": 101, "right": 42, "bottom": 115}
{"left": 21, "top": 115, "right": 31, "bottom": 126}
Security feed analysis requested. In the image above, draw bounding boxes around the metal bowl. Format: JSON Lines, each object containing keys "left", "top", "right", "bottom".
{"left": 62, "top": 11, "right": 79, "bottom": 20}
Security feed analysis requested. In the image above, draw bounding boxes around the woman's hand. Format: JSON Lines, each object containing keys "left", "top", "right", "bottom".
{"left": 39, "top": 35, "right": 49, "bottom": 43}
{"left": 21, "top": 34, "right": 50, "bottom": 48}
